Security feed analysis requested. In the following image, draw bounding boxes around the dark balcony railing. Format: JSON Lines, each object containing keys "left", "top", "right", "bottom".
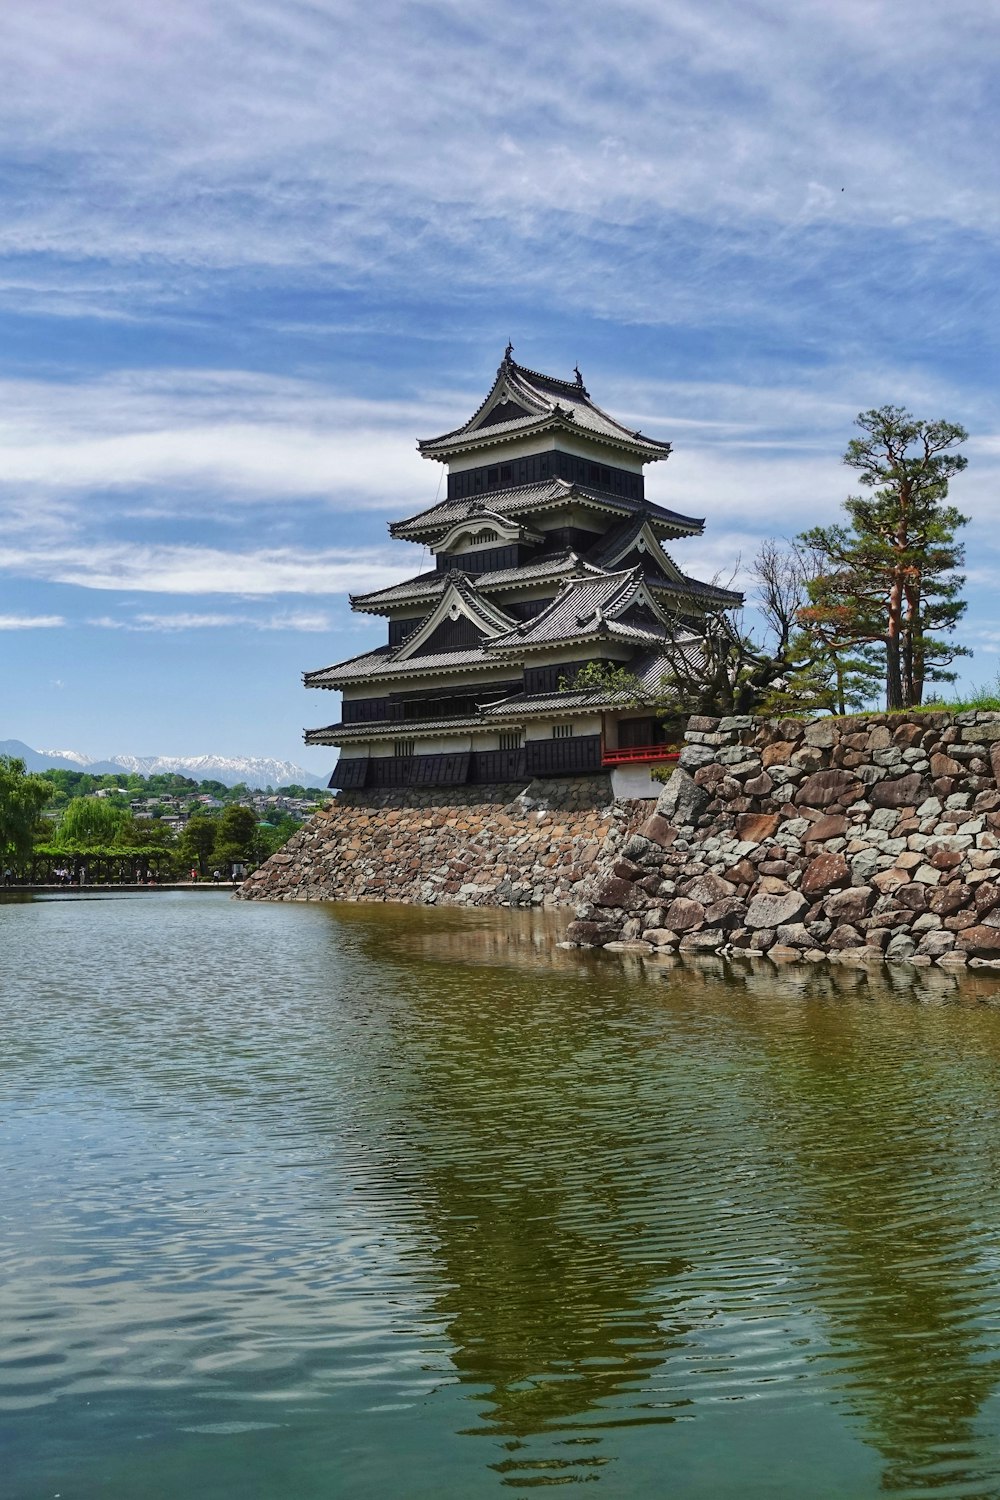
{"left": 523, "top": 735, "right": 603, "bottom": 777}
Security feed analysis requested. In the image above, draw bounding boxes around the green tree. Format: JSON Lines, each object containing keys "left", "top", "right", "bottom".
{"left": 114, "top": 817, "right": 176, "bottom": 849}
{"left": 213, "top": 804, "right": 258, "bottom": 874}
{"left": 56, "top": 797, "right": 130, "bottom": 848}
{"left": 800, "top": 408, "right": 969, "bottom": 710}
{"left": 180, "top": 814, "right": 217, "bottom": 875}
{"left": 217, "top": 804, "right": 257, "bottom": 849}
{"left": 0, "top": 757, "right": 54, "bottom": 865}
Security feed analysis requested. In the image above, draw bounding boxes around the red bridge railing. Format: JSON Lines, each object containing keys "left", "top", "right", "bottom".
{"left": 601, "top": 745, "right": 681, "bottom": 767}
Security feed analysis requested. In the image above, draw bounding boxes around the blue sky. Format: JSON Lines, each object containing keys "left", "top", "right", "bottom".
{"left": 1, "top": 0, "right": 998, "bottom": 774}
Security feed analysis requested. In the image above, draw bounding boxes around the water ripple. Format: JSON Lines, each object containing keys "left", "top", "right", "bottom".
{"left": 5, "top": 893, "right": 1000, "bottom": 1496}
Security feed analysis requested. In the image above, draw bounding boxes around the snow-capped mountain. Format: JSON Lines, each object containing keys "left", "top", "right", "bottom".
{"left": 2, "top": 740, "right": 326, "bottom": 788}
{"left": 105, "top": 753, "right": 326, "bottom": 788}
{"left": 38, "top": 748, "right": 92, "bottom": 766}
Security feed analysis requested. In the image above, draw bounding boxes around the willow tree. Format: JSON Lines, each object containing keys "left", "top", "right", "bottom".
{"left": 0, "top": 756, "right": 54, "bottom": 864}
{"left": 55, "top": 795, "right": 129, "bottom": 848}
{"left": 800, "top": 407, "right": 969, "bottom": 710}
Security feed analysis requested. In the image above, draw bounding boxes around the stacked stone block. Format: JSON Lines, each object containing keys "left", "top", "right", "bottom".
{"left": 568, "top": 711, "right": 1000, "bottom": 969}
{"left": 239, "top": 775, "right": 649, "bottom": 908}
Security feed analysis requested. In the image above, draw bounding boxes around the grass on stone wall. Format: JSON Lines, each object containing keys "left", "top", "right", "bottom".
{"left": 908, "top": 680, "right": 1000, "bottom": 714}
{"left": 660, "top": 674, "right": 1000, "bottom": 734}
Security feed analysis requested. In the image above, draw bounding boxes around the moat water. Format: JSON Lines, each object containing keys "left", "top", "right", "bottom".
{"left": 7, "top": 892, "right": 1000, "bottom": 1497}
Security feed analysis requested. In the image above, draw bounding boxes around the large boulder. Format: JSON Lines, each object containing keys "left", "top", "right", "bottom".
{"left": 594, "top": 876, "right": 636, "bottom": 908}
{"left": 803, "top": 814, "right": 848, "bottom": 844}
{"left": 762, "top": 740, "right": 797, "bottom": 768}
{"left": 565, "top": 920, "right": 619, "bottom": 945}
{"left": 795, "top": 769, "right": 864, "bottom": 808}
{"left": 870, "top": 773, "right": 931, "bottom": 808}
{"left": 801, "top": 852, "right": 850, "bottom": 897}
{"left": 825, "top": 885, "right": 875, "bottom": 922}
{"left": 682, "top": 871, "right": 736, "bottom": 905}
{"left": 829, "top": 923, "right": 866, "bottom": 948}
{"left": 656, "top": 768, "right": 710, "bottom": 829}
{"left": 678, "top": 744, "right": 717, "bottom": 771}
{"left": 639, "top": 813, "right": 678, "bottom": 848}
{"left": 745, "top": 890, "right": 808, "bottom": 929}
{"left": 735, "top": 812, "right": 780, "bottom": 843}
{"left": 703, "top": 897, "right": 747, "bottom": 928}
{"left": 958, "top": 925, "right": 1000, "bottom": 957}
{"left": 662, "top": 897, "right": 707, "bottom": 931}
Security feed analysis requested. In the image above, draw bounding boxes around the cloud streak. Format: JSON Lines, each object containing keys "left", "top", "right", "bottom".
{"left": 0, "top": 0, "right": 998, "bottom": 336}
{"left": 0, "top": 539, "right": 413, "bottom": 596}
{"left": 90, "top": 609, "right": 335, "bottom": 632}
{"left": 0, "top": 613, "right": 65, "bottom": 629}
{"left": 0, "top": 370, "right": 461, "bottom": 509}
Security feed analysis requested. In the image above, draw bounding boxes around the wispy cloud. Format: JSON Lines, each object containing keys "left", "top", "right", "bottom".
{"left": 0, "top": 613, "right": 65, "bottom": 628}
{"left": 0, "top": 1, "right": 997, "bottom": 330}
{"left": 0, "top": 539, "right": 412, "bottom": 595}
{"left": 90, "top": 608, "right": 334, "bottom": 632}
{"left": 0, "top": 370, "right": 460, "bottom": 509}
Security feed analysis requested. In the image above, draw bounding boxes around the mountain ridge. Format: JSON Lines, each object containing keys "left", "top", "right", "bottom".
{"left": 1, "top": 740, "right": 327, "bottom": 789}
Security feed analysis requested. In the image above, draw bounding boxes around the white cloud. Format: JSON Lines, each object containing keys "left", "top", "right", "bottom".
{"left": 0, "top": 0, "right": 997, "bottom": 326}
{"left": 0, "top": 370, "right": 462, "bottom": 509}
{"left": 90, "top": 608, "right": 335, "bottom": 631}
{"left": 0, "top": 539, "right": 412, "bottom": 596}
{"left": 0, "top": 613, "right": 65, "bottom": 628}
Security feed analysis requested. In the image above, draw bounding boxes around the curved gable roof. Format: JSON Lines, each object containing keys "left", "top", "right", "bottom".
{"left": 418, "top": 349, "right": 672, "bottom": 463}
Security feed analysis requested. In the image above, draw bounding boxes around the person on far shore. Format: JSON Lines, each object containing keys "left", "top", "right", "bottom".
{"left": 212, "top": 868, "right": 221, "bottom": 884}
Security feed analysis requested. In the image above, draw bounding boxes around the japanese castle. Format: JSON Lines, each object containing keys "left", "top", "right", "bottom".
{"left": 306, "top": 348, "right": 740, "bottom": 792}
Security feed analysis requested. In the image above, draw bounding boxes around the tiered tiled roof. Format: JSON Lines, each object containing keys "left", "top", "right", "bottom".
{"left": 304, "top": 644, "right": 706, "bottom": 745}
{"left": 488, "top": 569, "right": 677, "bottom": 654}
{"left": 351, "top": 550, "right": 606, "bottom": 613}
{"left": 389, "top": 478, "right": 701, "bottom": 542}
{"left": 418, "top": 350, "right": 673, "bottom": 463}
{"left": 305, "top": 645, "right": 496, "bottom": 687}
{"left": 309, "top": 566, "right": 691, "bottom": 689}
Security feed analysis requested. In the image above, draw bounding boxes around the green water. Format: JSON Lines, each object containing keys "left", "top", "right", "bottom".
{"left": 6, "top": 895, "right": 1000, "bottom": 1497}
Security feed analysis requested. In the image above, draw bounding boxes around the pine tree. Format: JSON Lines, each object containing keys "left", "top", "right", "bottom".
{"left": 800, "top": 407, "right": 969, "bottom": 710}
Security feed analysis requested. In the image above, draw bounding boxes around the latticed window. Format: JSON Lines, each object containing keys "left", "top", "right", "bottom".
{"left": 551, "top": 723, "right": 573, "bottom": 739}
{"left": 499, "top": 731, "right": 522, "bottom": 751}
{"left": 394, "top": 738, "right": 415, "bottom": 758}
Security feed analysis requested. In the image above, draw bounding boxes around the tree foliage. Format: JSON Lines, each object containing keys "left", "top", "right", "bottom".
{"left": 800, "top": 407, "right": 969, "bottom": 710}
{"left": 55, "top": 797, "right": 130, "bottom": 848}
{"left": 0, "top": 756, "right": 54, "bottom": 862}
{"left": 180, "top": 814, "right": 218, "bottom": 874}
{"left": 213, "top": 804, "right": 258, "bottom": 872}
{"left": 648, "top": 542, "right": 859, "bottom": 717}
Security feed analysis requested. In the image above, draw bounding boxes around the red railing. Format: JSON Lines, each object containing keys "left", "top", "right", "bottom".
{"left": 601, "top": 744, "right": 681, "bottom": 767}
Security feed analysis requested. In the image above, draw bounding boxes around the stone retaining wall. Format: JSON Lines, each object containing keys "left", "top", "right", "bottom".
{"left": 238, "top": 775, "right": 650, "bottom": 907}
{"left": 568, "top": 711, "right": 1000, "bottom": 970}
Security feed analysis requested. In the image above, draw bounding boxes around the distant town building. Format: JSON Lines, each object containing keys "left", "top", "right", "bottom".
{"left": 306, "top": 349, "right": 741, "bottom": 791}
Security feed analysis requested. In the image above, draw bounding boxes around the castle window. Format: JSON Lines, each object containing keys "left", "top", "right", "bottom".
{"left": 394, "top": 738, "right": 415, "bottom": 758}
{"left": 499, "top": 731, "right": 522, "bottom": 751}
{"left": 552, "top": 723, "right": 573, "bottom": 739}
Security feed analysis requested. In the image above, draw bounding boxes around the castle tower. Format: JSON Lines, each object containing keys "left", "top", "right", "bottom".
{"left": 305, "top": 349, "right": 741, "bottom": 792}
